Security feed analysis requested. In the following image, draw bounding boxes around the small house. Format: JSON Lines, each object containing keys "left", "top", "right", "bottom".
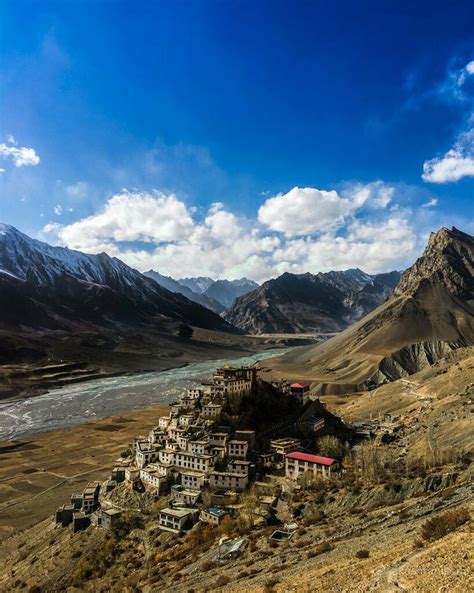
{"left": 158, "top": 507, "right": 199, "bottom": 533}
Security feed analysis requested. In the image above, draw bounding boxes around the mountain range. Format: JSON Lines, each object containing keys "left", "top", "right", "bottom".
{"left": 143, "top": 270, "right": 225, "bottom": 314}
{"left": 0, "top": 224, "right": 247, "bottom": 382}
{"left": 144, "top": 272, "right": 259, "bottom": 312}
{"left": 269, "top": 226, "right": 474, "bottom": 392}
{"left": 225, "top": 268, "right": 401, "bottom": 334}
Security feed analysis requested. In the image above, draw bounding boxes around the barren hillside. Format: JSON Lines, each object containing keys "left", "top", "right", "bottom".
{"left": 267, "top": 227, "right": 474, "bottom": 394}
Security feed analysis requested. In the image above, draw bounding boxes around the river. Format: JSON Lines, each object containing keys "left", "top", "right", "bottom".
{"left": 0, "top": 348, "right": 289, "bottom": 441}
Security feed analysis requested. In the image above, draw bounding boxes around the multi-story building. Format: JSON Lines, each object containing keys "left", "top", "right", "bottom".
{"left": 290, "top": 382, "right": 311, "bottom": 405}
{"left": 158, "top": 448, "right": 176, "bottom": 465}
{"left": 181, "top": 469, "right": 206, "bottom": 491}
{"left": 227, "top": 460, "right": 251, "bottom": 475}
{"left": 188, "top": 440, "right": 209, "bottom": 455}
{"left": 159, "top": 507, "right": 199, "bottom": 533}
{"left": 201, "top": 403, "right": 222, "bottom": 419}
{"left": 174, "top": 451, "right": 214, "bottom": 473}
{"left": 208, "top": 432, "right": 228, "bottom": 447}
{"left": 178, "top": 414, "right": 195, "bottom": 427}
{"left": 140, "top": 467, "right": 165, "bottom": 491}
{"left": 158, "top": 415, "right": 171, "bottom": 429}
{"left": 285, "top": 452, "right": 338, "bottom": 479}
{"left": 209, "top": 471, "right": 248, "bottom": 492}
{"left": 149, "top": 427, "right": 166, "bottom": 444}
{"left": 136, "top": 442, "right": 161, "bottom": 469}
{"left": 81, "top": 482, "right": 101, "bottom": 513}
{"left": 227, "top": 439, "right": 249, "bottom": 459}
{"left": 270, "top": 438, "right": 301, "bottom": 458}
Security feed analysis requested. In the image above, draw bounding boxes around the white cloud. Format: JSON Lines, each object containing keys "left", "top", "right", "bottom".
{"left": 41, "top": 185, "right": 423, "bottom": 282}
{"left": 422, "top": 129, "right": 474, "bottom": 183}
{"left": 52, "top": 191, "right": 195, "bottom": 253}
{"left": 346, "top": 180, "right": 394, "bottom": 208}
{"left": 421, "top": 198, "right": 438, "bottom": 208}
{"left": 6, "top": 134, "right": 17, "bottom": 145}
{"left": 258, "top": 187, "right": 352, "bottom": 236}
{"left": 0, "top": 141, "right": 40, "bottom": 168}
{"left": 54, "top": 204, "right": 62, "bottom": 216}
{"left": 457, "top": 60, "right": 474, "bottom": 87}
{"left": 0, "top": 168, "right": 5, "bottom": 175}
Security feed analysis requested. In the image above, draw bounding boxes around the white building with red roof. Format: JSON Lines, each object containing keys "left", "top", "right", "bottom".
{"left": 285, "top": 451, "right": 339, "bottom": 479}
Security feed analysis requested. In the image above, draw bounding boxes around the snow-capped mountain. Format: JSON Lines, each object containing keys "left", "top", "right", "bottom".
{"left": 203, "top": 278, "right": 259, "bottom": 309}
{"left": 178, "top": 276, "right": 215, "bottom": 294}
{"left": 144, "top": 270, "right": 225, "bottom": 314}
{"left": 170, "top": 274, "right": 259, "bottom": 309}
{"left": 0, "top": 223, "right": 235, "bottom": 332}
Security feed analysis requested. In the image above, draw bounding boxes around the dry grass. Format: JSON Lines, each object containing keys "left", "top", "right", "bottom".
{"left": 421, "top": 507, "right": 470, "bottom": 542}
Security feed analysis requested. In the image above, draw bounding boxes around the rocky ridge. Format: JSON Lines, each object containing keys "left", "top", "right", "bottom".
{"left": 225, "top": 269, "right": 401, "bottom": 334}
{"left": 268, "top": 227, "right": 474, "bottom": 392}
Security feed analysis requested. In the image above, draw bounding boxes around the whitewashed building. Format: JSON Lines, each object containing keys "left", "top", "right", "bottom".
{"left": 209, "top": 471, "right": 248, "bottom": 492}
{"left": 159, "top": 507, "right": 199, "bottom": 533}
{"left": 227, "top": 439, "right": 249, "bottom": 459}
{"left": 285, "top": 452, "right": 338, "bottom": 479}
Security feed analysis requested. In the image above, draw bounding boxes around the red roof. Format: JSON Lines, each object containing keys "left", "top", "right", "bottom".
{"left": 290, "top": 382, "right": 310, "bottom": 389}
{"left": 285, "top": 451, "right": 336, "bottom": 466}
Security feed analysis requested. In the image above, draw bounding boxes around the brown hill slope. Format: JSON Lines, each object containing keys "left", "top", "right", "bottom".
{"left": 267, "top": 227, "right": 474, "bottom": 393}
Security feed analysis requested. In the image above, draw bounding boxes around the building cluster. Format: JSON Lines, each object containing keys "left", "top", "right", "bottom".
{"left": 54, "top": 365, "right": 339, "bottom": 535}
{"left": 55, "top": 481, "right": 122, "bottom": 532}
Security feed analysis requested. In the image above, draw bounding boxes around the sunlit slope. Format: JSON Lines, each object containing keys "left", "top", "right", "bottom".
{"left": 269, "top": 227, "right": 474, "bottom": 393}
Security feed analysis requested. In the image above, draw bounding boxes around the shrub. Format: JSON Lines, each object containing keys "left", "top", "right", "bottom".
{"left": 421, "top": 507, "right": 470, "bottom": 541}
{"left": 316, "top": 541, "right": 333, "bottom": 554}
{"left": 356, "top": 549, "right": 370, "bottom": 559}
{"left": 201, "top": 560, "right": 217, "bottom": 572}
{"left": 216, "top": 575, "right": 231, "bottom": 587}
{"left": 264, "top": 578, "right": 280, "bottom": 592}
{"left": 307, "top": 541, "right": 333, "bottom": 558}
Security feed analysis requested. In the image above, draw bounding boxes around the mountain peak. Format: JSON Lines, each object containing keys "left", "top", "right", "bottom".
{"left": 395, "top": 226, "right": 474, "bottom": 298}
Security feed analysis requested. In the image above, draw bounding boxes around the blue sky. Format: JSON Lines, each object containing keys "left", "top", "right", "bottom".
{"left": 1, "top": 0, "right": 473, "bottom": 281}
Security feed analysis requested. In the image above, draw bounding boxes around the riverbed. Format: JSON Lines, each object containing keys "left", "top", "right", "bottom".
{"left": 0, "top": 348, "right": 288, "bottom": 441}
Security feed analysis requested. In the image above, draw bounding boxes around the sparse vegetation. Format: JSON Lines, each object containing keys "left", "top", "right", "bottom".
{"left": 317, "top": 435, "right": 344, "bottom": 459}
{"left": 215, "top": 575, "right": 231, "bottom": 587}
{"left": 421, "top": 507, "right": 470, "bottom": 541}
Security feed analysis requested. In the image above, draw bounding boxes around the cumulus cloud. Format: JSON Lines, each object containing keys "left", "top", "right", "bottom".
{"left": 422, "top": 129, "right": 474, "bottom": 183}
{"left": 53, "top": 191, "right": 195, "bottom": 252}
{"left": 258, "top": 187, "right": 351, "bottom": 236}
{"left": 42, "top": 185, "right": 423, "bottom": 282}
{"left": 0, "top": 140, "right": 40, "bottom": 167}
{"left": 54, "top": 204, "right": 62, "bottom": 216}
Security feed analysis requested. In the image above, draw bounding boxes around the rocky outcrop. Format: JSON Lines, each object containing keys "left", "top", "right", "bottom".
{"left": 395, "top": 227, "right": 474, "bottom": 299}
{"left": 372, "top": 340, "right": 466, "bottom": 384}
